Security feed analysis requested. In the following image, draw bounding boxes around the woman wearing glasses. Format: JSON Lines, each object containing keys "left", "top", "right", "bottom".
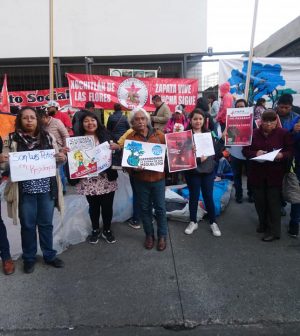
{"left": 242, "top": 109, "right": 294, "bottom": 241}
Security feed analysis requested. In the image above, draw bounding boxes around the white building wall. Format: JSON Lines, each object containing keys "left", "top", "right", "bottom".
{"left": 0, "top": 0, "right": 207, "bottom": 58}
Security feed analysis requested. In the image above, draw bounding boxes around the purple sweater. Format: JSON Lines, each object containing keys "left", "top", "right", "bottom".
{"left": 242, "top": 127, "right": 294, "bottom": 187}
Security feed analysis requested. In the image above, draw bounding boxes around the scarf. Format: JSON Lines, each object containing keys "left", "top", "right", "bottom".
{"left": 13, "top": 130, "right": 52, "bottom": 151}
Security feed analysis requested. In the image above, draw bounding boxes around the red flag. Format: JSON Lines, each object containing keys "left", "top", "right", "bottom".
{"left": 0, "top": 74, "right": 10, "bottom": 113}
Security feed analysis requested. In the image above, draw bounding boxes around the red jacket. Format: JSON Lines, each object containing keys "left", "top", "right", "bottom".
{"left": 242, "top": 127, "right": 294, "bottom": 187}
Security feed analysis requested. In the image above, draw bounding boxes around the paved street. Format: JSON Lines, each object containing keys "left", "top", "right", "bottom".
{"left": 0, "top": 194, "right": 300, "bottom": 335}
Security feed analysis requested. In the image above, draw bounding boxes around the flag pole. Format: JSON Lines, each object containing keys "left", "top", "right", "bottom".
{"left": 49, "top": 0, "right": 54, "bottom": 100}
{"left": 244, "top": 0, "right": 259, "bottom": 103}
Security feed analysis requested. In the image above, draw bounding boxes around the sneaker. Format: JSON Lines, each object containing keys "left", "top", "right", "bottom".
{"left": 127, "top": 218, "right": 141, "bottom": 229}
{"left": 184, "top": 221, "right": 198, "bottom": 235}
{"left": 45, "top": 257, "right": 65, "bottom": 268}
{"left": 288, "top": 230, "right": 298, "bottom": 238}
{"left": 89, "top": 230, "right": 100, "bottom": 244}
{"left": 102, "top": 230, "right": 116, "bottom": 244}
{"left": 210, "top": 223, "right": 221, "bottom": 237}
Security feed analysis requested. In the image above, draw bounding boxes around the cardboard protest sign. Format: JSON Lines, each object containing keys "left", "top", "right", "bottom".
{"left": 66, "top": 136, "right": 97, "bottom": 179}
{"left": 9, "top": 149, "right": 56, "bottom": 182}
{"left": 122, "top": 140, "right": 166, "bottom": 172}
{"left": 165, "top": 130, "right": 197, "bottom": 173}
{"left": 225, "top": 107, "right": 253, "bottom": 146}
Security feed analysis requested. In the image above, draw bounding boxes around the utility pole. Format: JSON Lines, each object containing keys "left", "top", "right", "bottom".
{"left": 244, "top": 0, "right": 259, "bottom": 103}
{"left": 49, "top": 0, "right": 54, "bottom": 100}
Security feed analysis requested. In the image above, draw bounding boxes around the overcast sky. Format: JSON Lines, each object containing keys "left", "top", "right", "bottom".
{"left": 203, "top": 0, "right": 300, "bottom": 76}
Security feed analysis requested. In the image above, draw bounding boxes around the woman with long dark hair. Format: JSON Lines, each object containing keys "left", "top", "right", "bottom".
{"left": 76, "top": 111, "right": 120, "bottom": 244}
{"left": 184, "top": 108, "right": 223, "bottom": 237}
{"left": 0, "top": 106, "right": 66, "bottom": 274}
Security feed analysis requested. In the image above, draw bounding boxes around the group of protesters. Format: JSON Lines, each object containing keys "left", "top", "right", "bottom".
{"left": 0, "top": 91, "right": 299, "bottom": 276}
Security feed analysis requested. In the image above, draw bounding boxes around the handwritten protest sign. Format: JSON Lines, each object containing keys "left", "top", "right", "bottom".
{"left": 225, "top": 107, "right": 253, "bottom": 146}
{"left": 66, "top": 136, "right": 97, "bottom": 179}
{"left": 93, "top": 141, "right": 112, "bottom": 174}
{"left": 9, "top": 149, "right": 56, "bottom": 182}
{"left": 165, "top": 130, "right": 197, "bottom": 173}
{"left": 122, "top": 140, "right": 166, "bottom": 172}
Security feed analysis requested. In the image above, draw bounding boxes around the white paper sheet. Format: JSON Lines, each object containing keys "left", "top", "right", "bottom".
{"left": 250, "top": 149, "right": 281, "bottom": 162}
{"left": 193, "top": 132, "right": 215, "bottom": 157}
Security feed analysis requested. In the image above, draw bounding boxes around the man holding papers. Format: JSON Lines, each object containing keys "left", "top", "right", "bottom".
{"left": 243, "top": 110, "right": 294, "bottom": 242}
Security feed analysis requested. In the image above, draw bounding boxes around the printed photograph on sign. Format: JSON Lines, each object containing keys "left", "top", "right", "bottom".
{"left": 165, "top": 130, "right": 197, "bottom": 173}
{"left": 225, "top": 107, "right": 254, "bottom": 146}
{"left": 145, "top": 71, "right": 157, "bottom": 78}
{"left": 122, "top": 70, "right": 133, "bottom": 77}
{"left": 122, "top": 140, "right": 166, "bottom": 172}
{"left": 133, "top": 70, "right": 145, "bottom": 78}
{"left": 66, "top": 136, "right": 97, "bottom": 179}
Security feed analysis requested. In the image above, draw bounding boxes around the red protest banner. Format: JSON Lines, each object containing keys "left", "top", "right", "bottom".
{"left": 0, "top": 74, "right": 10, "bottom": 113}
{"left": 67, "top": 73, "right": 198, "bottom": 112}
{"left": 9, "top": 87, "right": 70, "bottom": 108}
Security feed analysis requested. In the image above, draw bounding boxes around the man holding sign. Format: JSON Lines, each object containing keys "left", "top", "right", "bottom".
{"left": 125, "top": 108, "right": 168, "bottom": 251}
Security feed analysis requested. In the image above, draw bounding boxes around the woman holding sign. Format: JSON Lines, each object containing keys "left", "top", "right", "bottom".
{"left": 242, "top": 109, "right": 294, "bottom": 242}
{"left": 75, "top": 111, "right": 120, "bottom": 245}
{"left": 1, "top": 107, "right": 66, "bottom": 274}
{"left": 184, "top": 108, "right": 223, "bottom": 237}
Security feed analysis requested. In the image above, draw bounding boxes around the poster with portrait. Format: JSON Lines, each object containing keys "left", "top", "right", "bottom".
{"left": 122, "top": 140, "right": 166, "bottom": 172}
{"left": 165, "top": 130, "right": 197, "bottom": 173}
{"left": 225, "top": 107, "right": 254, "bottom": 146}
{"left": 66, "top": 136, "right": 97, "bottom": 179}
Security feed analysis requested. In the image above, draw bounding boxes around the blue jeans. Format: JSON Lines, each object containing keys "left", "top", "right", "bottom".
{"left": 185, "top": 171, "right": 216, "bottom": 224}
{"left": 0, "top": 202, "right": 11, "bottom": 261}
{"left": 134, "top": 178, "right": 167, "bottom": 238}
{"left": 19, "top": 192, "right": 56, "bottom": 263}
{"left": 230, "top": 156, "right": 252, "bottom": 199}
{"left": 59, "top": 164, "right": 67, "bottom": 193}
{"left": 130, "top": 176, "right": 140, "bottom": 222}
{"left": 217, "top": 157, "right": 232, "bottom": 176}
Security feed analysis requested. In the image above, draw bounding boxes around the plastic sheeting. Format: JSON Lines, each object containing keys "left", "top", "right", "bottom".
{"left": 165, "top": 187, "right": 207, "bottom": 223}
{"left": 3, "top": 171, "right": 133, "bottom": 260}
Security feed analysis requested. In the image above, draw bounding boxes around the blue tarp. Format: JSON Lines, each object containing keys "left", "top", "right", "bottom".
{"left": 172, "top": 179, "right": 231, "bottom": 216}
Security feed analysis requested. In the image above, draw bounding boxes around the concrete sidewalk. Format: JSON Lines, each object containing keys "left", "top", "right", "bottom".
{"left": 0, "top": 196, "right": 300, "bottom": 335}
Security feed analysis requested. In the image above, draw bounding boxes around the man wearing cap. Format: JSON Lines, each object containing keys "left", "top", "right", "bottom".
{"left": 151, "top": 95, "right": 171, "bottom": 131}
{"left": 47, "top": 100, "right": 72, "bottom": 135}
